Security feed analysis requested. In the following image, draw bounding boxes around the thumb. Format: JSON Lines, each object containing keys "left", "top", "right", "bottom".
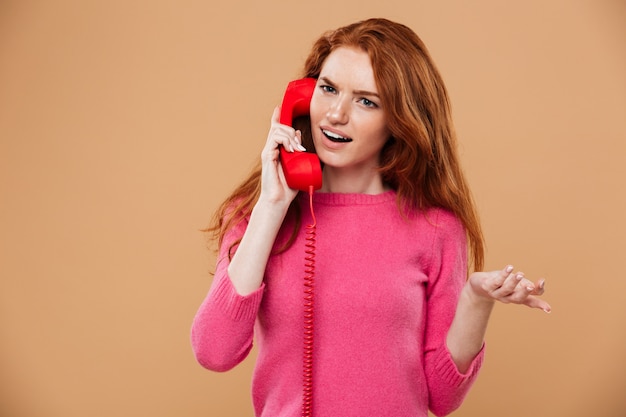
{"left": 271, "top": 106, "right": 281, "bottom": 125}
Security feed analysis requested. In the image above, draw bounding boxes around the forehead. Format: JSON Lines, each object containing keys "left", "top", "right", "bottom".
{"left": 319, "top": 46, "right": 377, "bottom": 91}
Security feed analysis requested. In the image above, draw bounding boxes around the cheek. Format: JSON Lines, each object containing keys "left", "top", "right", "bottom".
{"left": 308, "top": 95, "right": 324, "bottom": 124}
{"left": 361, "top": 117, "right": 391, "bottom": 146}
{"left": 374, "top": 116, "right": 392, "bottom": 143}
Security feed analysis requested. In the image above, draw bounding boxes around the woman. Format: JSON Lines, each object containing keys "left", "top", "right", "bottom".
{"left": 191, "top": 18, "right": 550, "bottom": 417}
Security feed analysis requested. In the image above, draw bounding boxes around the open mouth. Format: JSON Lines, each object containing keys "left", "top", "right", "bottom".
{"left": 322, "top": 129, "right": 352, "bottom": 143}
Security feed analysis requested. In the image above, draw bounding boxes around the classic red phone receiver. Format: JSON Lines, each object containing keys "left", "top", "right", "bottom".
{"left": 279, "top": 78, "right": 323, "bottom": 192}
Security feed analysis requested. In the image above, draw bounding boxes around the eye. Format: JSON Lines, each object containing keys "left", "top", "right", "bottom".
{"left": 359, "top": 97, "right": 378, "bottom": 108}
{"left": 320, "top": 84, "right": 336, "bottom": 94}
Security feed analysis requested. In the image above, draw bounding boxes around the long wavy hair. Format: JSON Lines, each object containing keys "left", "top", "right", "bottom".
{"left": 207, "top": 18, "right": 484, "bottom": 271}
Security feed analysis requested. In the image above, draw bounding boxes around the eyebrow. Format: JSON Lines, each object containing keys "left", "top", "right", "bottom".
{"left": 319, "top": 76, "right": 380, "bottom": 98}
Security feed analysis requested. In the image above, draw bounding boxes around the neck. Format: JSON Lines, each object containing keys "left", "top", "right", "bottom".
{"left": 319, "top": 166, "right": 389, "bottom": 194}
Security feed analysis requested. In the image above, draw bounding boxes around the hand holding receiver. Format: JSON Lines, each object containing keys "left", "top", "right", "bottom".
{"left": 279, "top": 78, "right": 323, "bottom": 192}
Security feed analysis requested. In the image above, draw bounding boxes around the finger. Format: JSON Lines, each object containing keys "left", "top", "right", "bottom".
{"left": 490, "top": 266, "right": 520, "bottom": 296}
{"left": 269, "top": 106, "right": 306, "bottom": 152}
{"left": 505, "top": 277, "right": 536, "bottom": 303}
{"left": 523, "top": 295, "right": 552, "bottom": 313}
{"left": 282, "top": 129, "right": 305, "bottom": 152}
{"left": 486, "top": 265, "right": 514, "bottom": 292}
{"left": 531, "top": 278, "right": 546, "bottom": 296}
{"left": 280, "top": 130, "right": 295, "bottom": 152}
{"left": 520, "top": 276, "right": 536, "bottom": 293}
{"left": 294, "top": 130, "right": 306, "bottom": 151}
{"left": 265, "top": 125, "right": 297, "bottom": 153}
{"left": 263, "top": 107, "right": 286, "bottom": 152}
{"left": 518, "top": 277, "right": 546, "bottom": 296}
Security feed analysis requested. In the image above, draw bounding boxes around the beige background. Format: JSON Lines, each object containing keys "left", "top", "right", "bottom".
{"left": 1, "top": 0, "right": 625, "bottom": 416}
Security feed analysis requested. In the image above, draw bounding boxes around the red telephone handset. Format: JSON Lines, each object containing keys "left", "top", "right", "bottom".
{"left": 279, "top": 78, "right": 323, "bottom": 192}
{"left": 280, "top": 78, "right": 319, "bottom": 416}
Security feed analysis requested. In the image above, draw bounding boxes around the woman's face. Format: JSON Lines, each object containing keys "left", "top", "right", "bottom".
{"left": 309, "top": 46, "right": 391, "bottom": 185}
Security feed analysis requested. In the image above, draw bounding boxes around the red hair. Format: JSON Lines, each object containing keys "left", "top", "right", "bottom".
{"left": 207, "top": 18, "right": 484, "bottom": 271}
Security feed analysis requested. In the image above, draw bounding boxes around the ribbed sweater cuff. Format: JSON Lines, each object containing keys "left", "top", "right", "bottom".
{"left": 212, "top": 275, "right": 264, "bottom": 322}
{"left": 434, "top": 343, "right": 485, "bottom": 387}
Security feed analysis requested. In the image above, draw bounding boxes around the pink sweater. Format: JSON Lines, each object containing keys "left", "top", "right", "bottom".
{"left": 191, "top": 191, "right": 484, "bottom": 417}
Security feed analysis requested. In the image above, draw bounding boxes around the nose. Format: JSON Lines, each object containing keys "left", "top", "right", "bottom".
{"left": 326, "top": 96, "right": 349, "bottom": 125}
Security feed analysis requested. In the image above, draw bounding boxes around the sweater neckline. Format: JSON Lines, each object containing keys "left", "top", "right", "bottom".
{"left": 299, "top": 190, "right": 396, "bottom": 206}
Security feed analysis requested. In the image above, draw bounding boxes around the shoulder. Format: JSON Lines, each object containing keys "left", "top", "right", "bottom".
{"left": 400, "top": 205, "right": 464, "bottom": 235}
{"left": 424, "top": 207, "right": 464, "bottom": 233}
{"left": 417, "top": 207, "right": 466, "bottom": 254}
{"left": 417, "top": 208, "right": 468, "bottom": 285}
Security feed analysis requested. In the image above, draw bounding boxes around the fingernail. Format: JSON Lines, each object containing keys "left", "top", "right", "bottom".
{"left": 539, "top": 279, "right": 545, "bottom": 290}
{"left": 543, "top": 307, "right": 552, "bottom": 314}
{"left": 506, "top": 265, "right": 514, "bottom": 273}
{"left": 526, "top": 285, "right": 534, "bottom": 291}
{"left": 296, "top": 144, "right": 307, "bottom": 151}
{"left": 516, "top": 273, "right": 523, "bottom": 280}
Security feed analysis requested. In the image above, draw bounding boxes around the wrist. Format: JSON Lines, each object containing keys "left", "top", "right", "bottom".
{"left": 252, "top": 197, "right": 292, "bottom": 224}
{"left": 256, "top": 188, "right": 297, "bottom": 210}
{"left": 462, "top": 282, "right": 496, "bottom": 310}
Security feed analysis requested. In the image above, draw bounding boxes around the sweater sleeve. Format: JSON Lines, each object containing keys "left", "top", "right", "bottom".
{"left": 190, "top": 217, "right": 264, "bottom": 372}
{"left": 423, "top": 209, "right": 485, "bottom": 416}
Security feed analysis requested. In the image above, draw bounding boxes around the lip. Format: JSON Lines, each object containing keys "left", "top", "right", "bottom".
{"left": 317, "top": 127, "right": 350, "bottom": 151}
{"left": 318, "top": 126, "right": 352, "bottom": 147}
{"left": 320, "top": 126, "right": 350, "bottom": 140}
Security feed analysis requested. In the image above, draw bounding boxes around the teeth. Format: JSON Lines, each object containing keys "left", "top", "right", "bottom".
{"left": 323, "top": 129, "right": 351, "bottom": 142}
{"left": 323, "top": 130, "right": 344, "bottom": 139}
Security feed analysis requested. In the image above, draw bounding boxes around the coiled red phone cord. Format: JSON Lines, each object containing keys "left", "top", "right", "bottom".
{"left": 302, "top": 186, "right": 316, "bottom": 417}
